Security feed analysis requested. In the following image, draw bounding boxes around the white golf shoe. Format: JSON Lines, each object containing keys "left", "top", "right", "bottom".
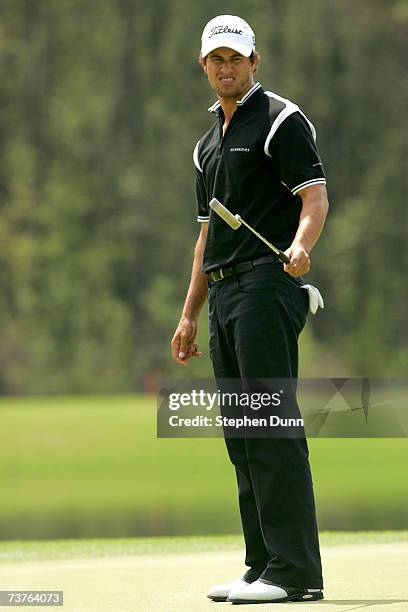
{"left": 207, "top": 578, "right": 252, "bottom": 602}
{"left": 227, "top": 579, "right": 323, "bottom": 604}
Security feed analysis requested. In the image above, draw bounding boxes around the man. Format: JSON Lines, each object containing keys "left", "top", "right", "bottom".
{"left": 171, "top": 15, "right": 329, "bottom": 604}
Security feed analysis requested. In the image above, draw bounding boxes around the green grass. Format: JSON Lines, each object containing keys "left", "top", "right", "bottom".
{"left": 1, "top": 534, "right": 407, "bottom": 612}
{"left": 1, "top": 532, "right": 408, "bottom": 563}
{"left": 0, "top": 394, "right": 407, "bottom": 537}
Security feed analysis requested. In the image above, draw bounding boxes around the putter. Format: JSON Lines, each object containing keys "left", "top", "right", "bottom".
{"left": 209, "top": 198, "right": 290, "bottom": 264}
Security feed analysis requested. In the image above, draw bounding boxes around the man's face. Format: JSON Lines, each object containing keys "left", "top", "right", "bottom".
{"left": 203, "top": 47, "right": 257, "bottom": 100}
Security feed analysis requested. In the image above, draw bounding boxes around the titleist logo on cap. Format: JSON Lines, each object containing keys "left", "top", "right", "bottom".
{"left": 209, "top": 25, "right": 243, "bottom": 38}
{"left": 201, "top": 15, "right": 255, "bottom": 57}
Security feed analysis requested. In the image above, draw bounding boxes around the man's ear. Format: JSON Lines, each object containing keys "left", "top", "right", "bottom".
{"left": 198, "top": 53, "right": 208, "bottom": 74}
{"left": 250, "top": 51, "right": 260, "bottom": 75}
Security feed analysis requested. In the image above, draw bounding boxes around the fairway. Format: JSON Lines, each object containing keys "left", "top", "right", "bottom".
{"left": 0, "top": 533, "right": 407, "bottom": 611}
{"left": 1, "top": 395, "right": 407, "bottom": 539}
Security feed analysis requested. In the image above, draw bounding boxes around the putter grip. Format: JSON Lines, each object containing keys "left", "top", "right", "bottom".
{"left": 278, "top": 251, "right": 290, "bottom": 264}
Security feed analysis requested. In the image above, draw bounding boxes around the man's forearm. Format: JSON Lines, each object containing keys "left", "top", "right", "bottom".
{"left": 181, "top": 230, "right": 208, "bottom": 320}
{"left": 171, "top": 226, "right": 208, "bottom": 365}
{"left": 293, "top": 185, "right": 329, "bottom": 253}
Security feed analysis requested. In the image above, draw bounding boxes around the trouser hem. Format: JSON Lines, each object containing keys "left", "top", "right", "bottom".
{"left": 259, "top": 571, "right": 323, "bottom": 590}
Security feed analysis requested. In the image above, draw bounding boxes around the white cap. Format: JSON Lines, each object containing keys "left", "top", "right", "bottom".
{"left": 201, "top": 15, "right": 256, "bottom": 58}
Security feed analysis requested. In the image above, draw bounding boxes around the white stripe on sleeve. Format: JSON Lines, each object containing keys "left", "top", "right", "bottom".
{"left": 291, "top": 178, "right": 326, "bottom": 196}
{"left": 193, "top": 140, "right": 202, "bottom": 172}
{"left": 263, "top": 91, "right": 317, "bottom": 157}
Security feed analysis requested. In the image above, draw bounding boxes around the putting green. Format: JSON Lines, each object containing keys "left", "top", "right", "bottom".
{"left": 0, "top": 534, "right": 407, "bottom": 611}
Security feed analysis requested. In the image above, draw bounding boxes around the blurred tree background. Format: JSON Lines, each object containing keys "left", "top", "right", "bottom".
{"left": 0, "top": 0, "right": 407, "bottom": 394}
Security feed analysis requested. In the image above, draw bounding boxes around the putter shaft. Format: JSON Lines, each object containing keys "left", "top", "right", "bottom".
{"left": 236, "top": 216, "right": 290, "bottom": 264}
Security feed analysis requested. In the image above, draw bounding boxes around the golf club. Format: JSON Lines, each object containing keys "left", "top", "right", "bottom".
{"left": 209, "top": 197, "right": 290, "bottom": 264}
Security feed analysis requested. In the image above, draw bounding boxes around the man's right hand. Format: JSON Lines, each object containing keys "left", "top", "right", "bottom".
{"left": 171, "top": 317, "right": 203, "bottom": 366}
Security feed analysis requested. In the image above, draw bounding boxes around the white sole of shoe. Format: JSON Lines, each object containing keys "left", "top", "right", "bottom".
{"left": 229, "top": 591, "right": 324, "bottom": 604}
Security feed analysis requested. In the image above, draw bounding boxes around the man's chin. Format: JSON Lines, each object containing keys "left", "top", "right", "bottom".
{"left": 216, "top": 87, "right": 241, "bottom": 99}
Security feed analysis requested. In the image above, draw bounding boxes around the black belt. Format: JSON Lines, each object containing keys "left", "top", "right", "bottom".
{"left": 208, "top": 254, "right": 279, "bottom": 283}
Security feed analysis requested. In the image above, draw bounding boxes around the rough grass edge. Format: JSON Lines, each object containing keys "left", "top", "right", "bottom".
{"left": 0, "top": 531, "right": 408, "bottom": 563}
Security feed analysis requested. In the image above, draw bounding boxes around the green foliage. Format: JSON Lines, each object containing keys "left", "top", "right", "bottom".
{"left": 0, "top": 1, "right": 406, "bottom": 391}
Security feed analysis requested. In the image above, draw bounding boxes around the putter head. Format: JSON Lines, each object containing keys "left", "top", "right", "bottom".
{"left": 209, "top": 198, "right": 242, "bottom": 230}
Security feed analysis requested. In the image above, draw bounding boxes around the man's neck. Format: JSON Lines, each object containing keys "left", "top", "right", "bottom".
{"left": 219, "top": 97, "right": 238, "bottom": 124}
{"left": 219, "top": 81, "right": 255, "bottom": 124}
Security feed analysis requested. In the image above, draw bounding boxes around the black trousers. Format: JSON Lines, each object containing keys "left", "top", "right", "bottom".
{"left": 208, "top": 262, "right": 323, "bottom": 589}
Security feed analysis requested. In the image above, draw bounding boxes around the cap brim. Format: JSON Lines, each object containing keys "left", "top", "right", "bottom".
{"left": 201, "top": 36, "right": 253, "bottom": 58}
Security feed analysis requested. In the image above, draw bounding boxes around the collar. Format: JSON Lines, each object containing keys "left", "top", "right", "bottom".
{"left": 208, "top": 82, "right": 262, "bottom": 113}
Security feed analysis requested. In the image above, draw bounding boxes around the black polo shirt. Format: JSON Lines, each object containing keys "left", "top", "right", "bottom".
{"left": 193, "top": 82, "right": 326, "bottom": 273}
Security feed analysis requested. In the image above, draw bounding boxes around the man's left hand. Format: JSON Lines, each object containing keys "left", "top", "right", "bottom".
{"left": 283, "top": 244, "right": 310, "bottom": 277}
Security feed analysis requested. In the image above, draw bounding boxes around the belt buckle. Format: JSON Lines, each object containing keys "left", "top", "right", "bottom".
{"left": 211, "top": 268, "right": 224, "bottom": 282}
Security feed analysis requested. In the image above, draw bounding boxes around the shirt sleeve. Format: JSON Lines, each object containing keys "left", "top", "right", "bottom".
{"left": 193, "top": 140, "right": 209, "bottom": 222}
{"left": 267, "top": 111, "right": 326, "bottom": 196}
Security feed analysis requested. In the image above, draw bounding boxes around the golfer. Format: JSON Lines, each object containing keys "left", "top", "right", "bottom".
{"left": 171, "top": 15, "right": 329, "bottom": 604}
